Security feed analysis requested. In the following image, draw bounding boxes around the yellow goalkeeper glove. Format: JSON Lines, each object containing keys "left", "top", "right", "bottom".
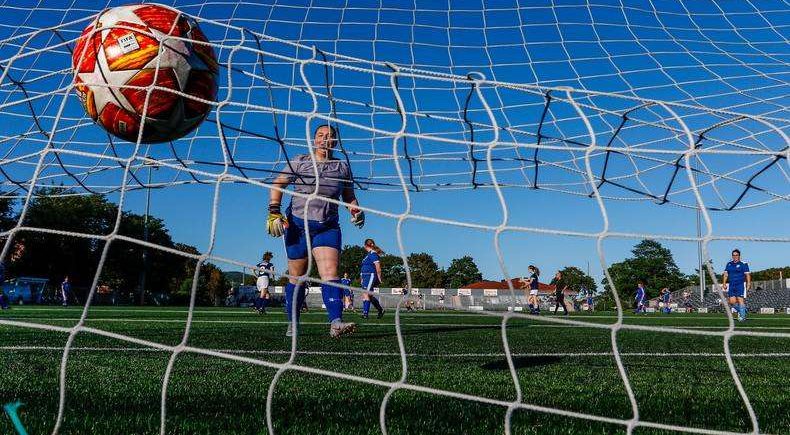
{"left": 267, "top": 203, "right": 288, "bottom": 237}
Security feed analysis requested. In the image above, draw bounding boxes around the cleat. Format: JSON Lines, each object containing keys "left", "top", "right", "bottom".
{"left": 330, "top": 321, "right": 357, "bottom": 338}
{"left": 285, "top": 323, "right": 297, "bottom": 337}
{"left": 376, "top": 310, "right": 385, "bottom": 319}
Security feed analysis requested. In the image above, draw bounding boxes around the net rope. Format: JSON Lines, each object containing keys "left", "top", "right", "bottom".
{"left": 0, "top": 0, "right": 788, "bottom": 434}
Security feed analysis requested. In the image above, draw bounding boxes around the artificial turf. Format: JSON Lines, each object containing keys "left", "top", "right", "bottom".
{"left": 0, "top": 306, "right": 788, "bottom": 434}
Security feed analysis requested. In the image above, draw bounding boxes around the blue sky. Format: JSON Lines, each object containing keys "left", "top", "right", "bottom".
{"left": 0, "top": 0, "right": 787, "bottom": 286}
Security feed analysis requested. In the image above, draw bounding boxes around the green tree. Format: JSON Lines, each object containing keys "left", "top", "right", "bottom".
{"left": 444, "top": 256, "right": 482, "bottom": 288}
{"left": 0, "top": 196, "right": 14, "bottom": 232}
{"left": 750, "top": 267, "right": 790, "bottom": 282}
{"left": 338, "top": 244, "right": 366, "bottom": 284}
{"left": 602, "top": 239, "right": 690, "bottom": 304}
{"left": 13, "top": 192, "right": 115, "bottom": 287}
{"left": 407, "top": 252, "right": 444, "bottom": 288}
{"left": 172, "top": 244, "right": 227, "bottom": 306}
{"left": 556, "top": 266, "right": 596, "bottom": 293}
{"left": 379, "top": 253, "right": 406, "bottom": 287}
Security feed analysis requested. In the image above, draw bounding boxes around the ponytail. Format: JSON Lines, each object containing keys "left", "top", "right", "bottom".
{"left": 364, "top": 238, "right": 383, "bottom": 255}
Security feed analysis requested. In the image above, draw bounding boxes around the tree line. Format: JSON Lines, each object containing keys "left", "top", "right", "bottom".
{"left": 0, "top": 191, "right": 227, "bottom": 305}
{"left": 4, "top": 192, "right": 780, "bottom": 308}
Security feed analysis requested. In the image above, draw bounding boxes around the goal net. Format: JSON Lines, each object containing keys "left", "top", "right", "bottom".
{"left": 0, "top": 0, "right": 787, "bottom": 434}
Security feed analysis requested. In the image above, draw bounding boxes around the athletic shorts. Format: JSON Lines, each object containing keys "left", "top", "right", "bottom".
{"left": 529, "top": 289, "right": 539, "bottom": 296}
{"left": 284, "top": 213, "right": 341, "bottom": 260}
{"left": 727, "top": 282, "right": 746, "bottom": 298}
{"left": 343, "top": 288, "right": 353, "bottom": 298}
{"left": 256, "top": 276, "right": 270, "bottom": 292}
{"left": 361, "top": 273, "right": 379, "bottom": 293}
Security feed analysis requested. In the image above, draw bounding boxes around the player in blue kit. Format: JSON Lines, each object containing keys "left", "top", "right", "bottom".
{"left": 660, "top": 287, "right": 671, "bottom": 314}
{"left": 360, "top": 239, "right": 385, "bottom": 319}
{"left": 722, "top": 249, "right": 751, "bottom": 321}
{"left": 524, "top": 265, "right": 541, "bottom": 315}
{"left": 634, "top": 281, "right": 646, "bottom": 314}
{"left": 267, "top": 125, "right": 364, "bottom": 338}
{"left": 253, "top": 252, "right": 275, "bottom": 314}
{"left": 341, "top": 272, "right": 354, "bottom": 311}
{"left": 61, "top": 276, "right": 71, "bottom": 307}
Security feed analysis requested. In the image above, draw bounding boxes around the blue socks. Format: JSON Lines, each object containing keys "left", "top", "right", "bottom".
{"left": 284, "top": 283, "right": 306, "bottom": 322}
{"left": 738, "top": 304, "right": 747, "bottom": 320}
{"left": 362, "top": 300, "right": 371, "bottom": 316}
{"left": 321, "top": 280, "right": 344, "bottom": 323}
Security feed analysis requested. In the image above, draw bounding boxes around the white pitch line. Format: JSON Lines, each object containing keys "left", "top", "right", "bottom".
{"left": 1, "top": 346, "right": 789, "bottom": 359}
{"left": 4, "top": 317, "right": 790, "bottom": 330}
{"left": 6, "top": 307, "right": 790, "bottom": 320}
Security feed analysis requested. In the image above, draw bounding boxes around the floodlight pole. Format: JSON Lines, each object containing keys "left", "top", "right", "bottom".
{"left": 139, "top": 160, "right": 157, "bottom": 306}
{"left": 697, "top": 206, "right": 705, "bottom": 302}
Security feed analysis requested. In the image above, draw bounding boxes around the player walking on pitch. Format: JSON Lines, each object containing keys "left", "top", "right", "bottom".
{"left": 61, "top": 276, "right": 71, "bottom": 307}
{"left": 267, "top": 125, "right": 363, "bottom": 338}
{"left": 722, "top": 249, "right": 751, "bottom": 322}
{"left": 253, "top": 252, "right": 275, "bottom": 314}
{"left": 524, "top": 265, "right": 541, "bottom": 315}
{"left": 635, "top": 281, "right": 647, "bottom": 314}
{"left": 341, "top": 272, "right": 354, "bottom": 311}
{"left": 549, "top": 271, "right": 569, "bottom": 315}
{"left": 660, "top": 288, "right": 671, "bottom": 314}
{"left": 360, "top": 238, "right": 385, "bottom": 319}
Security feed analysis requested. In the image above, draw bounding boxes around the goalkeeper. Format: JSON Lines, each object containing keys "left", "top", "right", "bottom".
{"left": 267, "top": 124, "right": 363, "bottom": 338}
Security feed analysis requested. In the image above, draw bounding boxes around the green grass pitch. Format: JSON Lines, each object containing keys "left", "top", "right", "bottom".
{"left": 0, "top": 307, "right": 788, "bottom": 434}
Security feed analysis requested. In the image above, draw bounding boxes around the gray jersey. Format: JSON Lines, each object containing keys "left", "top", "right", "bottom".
{"left": 282, "top": 154, "right": 352, "bottom": 222}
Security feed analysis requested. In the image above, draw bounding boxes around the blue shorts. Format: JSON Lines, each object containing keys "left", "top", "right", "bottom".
{"left": 284, "top": 214, "right": 341, "bottom": 260}
{"left": 343, "top": 288, "right": 353, "bottom": 298}
{"left": 728, "top": 282, "right": 746, "bottom": 298}
{"left": 360, "top": 273, "right": 379, "bottom": 292}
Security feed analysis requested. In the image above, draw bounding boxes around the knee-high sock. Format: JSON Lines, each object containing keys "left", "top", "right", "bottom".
{"left": 261, "top": 297, "right": 269, "bottom": 308}
{"left": 284, "top": 283, "right": 305, "bottom": 323}
{"left": 362, "top": 300, "right": 371, "bottom": 316}
{"left": 370, "top": 296, "right": 383, "bottom": 313}
{"left": 321, "top": 280, "right": 344, "bottom": 323}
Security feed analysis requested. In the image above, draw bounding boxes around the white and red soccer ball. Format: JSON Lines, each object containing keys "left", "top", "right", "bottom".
{"left": 72, "top": 4, "right": 218, "bottom": 143}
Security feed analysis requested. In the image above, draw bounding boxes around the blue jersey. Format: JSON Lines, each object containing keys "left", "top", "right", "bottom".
{"left": 340, "top": 278, "right": 352, "bottom": 287}
{"left": 636, "top": 287, "right": 645, "bottom": 301}
{"left": 662, "top": 291, "right": 670, "bottom": 302}
{"left": 256, "top": 261, "right": 274, "bottom": 279}
{"left": 724, "top": 260, "right": 749, "bottom": 287}
{"left": 360, "top": 251, "right": 380, "bottom": 278}
{"left": 529, "top": 273, "right": 539, "bottom": 290}
{"left": 62, "top": 281, "right": 71, "bottom": 293}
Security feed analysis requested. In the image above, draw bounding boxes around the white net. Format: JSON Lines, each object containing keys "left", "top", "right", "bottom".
{"left": 0, "top": 0, "right": 788, "bottom": 434}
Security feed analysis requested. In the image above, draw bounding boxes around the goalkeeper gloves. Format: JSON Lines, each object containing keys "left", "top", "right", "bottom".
{"left": 267, "top": 203, "right": 288, "bottom": 237}
{"left": 350, "top": 208, "right": 365, "bottom": 228}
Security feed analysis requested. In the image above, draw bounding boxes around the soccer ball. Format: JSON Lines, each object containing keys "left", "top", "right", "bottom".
{"left": 72, "top": 4, "right": 218, "bottom": 143}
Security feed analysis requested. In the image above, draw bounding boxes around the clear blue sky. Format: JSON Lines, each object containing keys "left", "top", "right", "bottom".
{"left": 0, "top": 0, "right": 787, "bottom": 287}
